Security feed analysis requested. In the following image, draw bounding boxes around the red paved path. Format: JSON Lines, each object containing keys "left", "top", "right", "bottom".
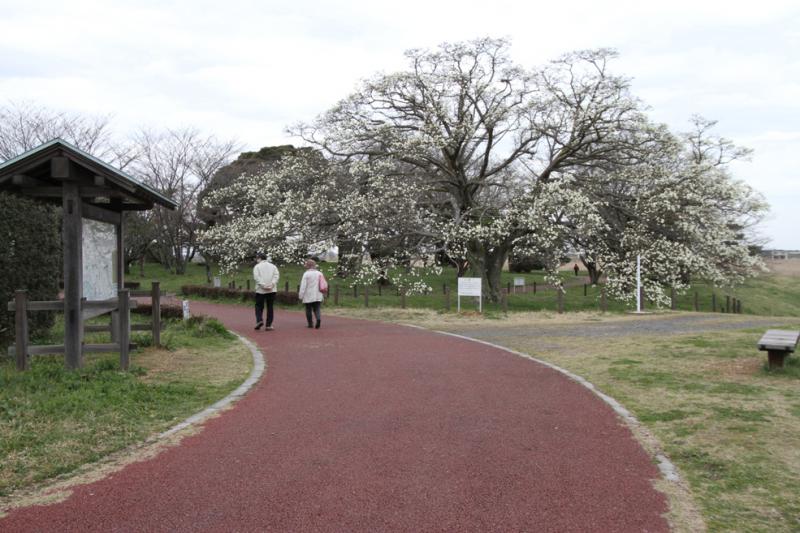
{"left": 2, "top": 302, "right": 669, "bottom": 532}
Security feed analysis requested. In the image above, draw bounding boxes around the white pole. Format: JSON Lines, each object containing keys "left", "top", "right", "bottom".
{"left": 636, "top": 255, "right": 641, "bottom": 313}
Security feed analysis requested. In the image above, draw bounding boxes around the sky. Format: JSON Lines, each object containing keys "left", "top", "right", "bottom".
{"left": 1, "top": 0, "right": 798, "bottom": 248}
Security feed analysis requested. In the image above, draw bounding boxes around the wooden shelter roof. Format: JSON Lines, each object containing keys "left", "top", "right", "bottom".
{"left": 0, "top": 138, "right": 177, "bottom": 213}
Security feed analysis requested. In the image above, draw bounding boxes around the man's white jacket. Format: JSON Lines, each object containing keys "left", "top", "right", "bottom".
{"left": 253, "top": 261, "right": 279, "bottom": 294}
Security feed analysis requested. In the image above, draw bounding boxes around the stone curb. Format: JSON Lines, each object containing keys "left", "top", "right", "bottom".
{"left": 158, "top": 333, "right": 266, "bottom": 439}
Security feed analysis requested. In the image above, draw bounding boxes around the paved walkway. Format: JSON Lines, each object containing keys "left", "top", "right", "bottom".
{"left": 2, "top": 302, "right": 669, "bottom": 532}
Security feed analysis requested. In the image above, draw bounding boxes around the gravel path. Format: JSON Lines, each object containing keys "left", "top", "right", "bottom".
{"left": 456, "top": 314, "right": 786, "bottom": 342}
{"left": 1, "top": 302, "right": 669, "bottom": 532}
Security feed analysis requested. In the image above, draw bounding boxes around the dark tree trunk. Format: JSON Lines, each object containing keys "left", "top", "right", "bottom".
{"left": 336, "top": 235, "right": 361, "bottom": 278}
{"left": 581, "top": 256, "right": 602, "bottom": 285}
{"left": 466, "top": 240, "right": 510, "bottom": 303}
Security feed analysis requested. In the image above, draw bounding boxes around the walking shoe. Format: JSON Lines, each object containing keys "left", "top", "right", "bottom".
{"left": 315, "top": 322, "right": 321, "bottom": 329}
{"left": 254, "top": 321, "right": 263, "bottom": 330}
{"left": 265, "top": 326, "right": 274, "bottom": 331}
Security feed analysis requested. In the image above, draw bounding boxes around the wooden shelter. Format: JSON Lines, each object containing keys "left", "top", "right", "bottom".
{"left": 0, "top": 138, "right": 177, "bottom": 369}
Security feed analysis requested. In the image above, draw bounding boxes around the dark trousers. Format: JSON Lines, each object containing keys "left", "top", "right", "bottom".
{"left": 305, "top": 301, "right": 321, "bottom": 326}
{"left": 255, "top": 292, "right": 276, "bottom": 326}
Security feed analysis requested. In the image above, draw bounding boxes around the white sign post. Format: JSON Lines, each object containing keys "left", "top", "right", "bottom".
{"left": 457, "top": 277, "right": 482, "bottom": 313}
{"left": 636, "top": 255, "right": 642, "bottom": 313}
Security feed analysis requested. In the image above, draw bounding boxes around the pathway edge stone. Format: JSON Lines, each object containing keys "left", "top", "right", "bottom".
{"left": 158, "top": 332, "right": 266, "bottom": 439}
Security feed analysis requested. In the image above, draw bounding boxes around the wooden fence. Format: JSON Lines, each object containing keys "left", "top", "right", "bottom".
{"left": 7, "top": 282, "right": 166, "bottom": 372}
{"left": 214, "top": 277, "right": 744, "bottom": 315}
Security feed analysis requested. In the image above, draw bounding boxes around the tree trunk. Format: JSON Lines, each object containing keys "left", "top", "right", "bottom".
{"left": 336, "top": 235, "right": 361, "bottom": 278}
{"left": 581, "top": 256, "right": 602, "bottom": 285}
{"left": 466, "top": 240, "right": 510, "bottom": 303}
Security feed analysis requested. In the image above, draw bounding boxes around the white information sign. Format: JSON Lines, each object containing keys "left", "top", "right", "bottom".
{"left": 513, "top": 277, "right": 525, "bottom": 286}
{"left": 457, "top": 277, "right": 482, "bottom": 313}
{"left": 213, "top": 276, "right": 221, "bottom": 288}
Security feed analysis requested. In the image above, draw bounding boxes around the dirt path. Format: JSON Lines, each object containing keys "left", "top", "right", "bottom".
{"left": 1, "top": 302, "right": 669, "bottom": 532}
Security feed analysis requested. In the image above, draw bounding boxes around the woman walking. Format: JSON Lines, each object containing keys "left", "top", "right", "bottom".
{"left": 298, "top": 259, "right": 326, "bottom": 329}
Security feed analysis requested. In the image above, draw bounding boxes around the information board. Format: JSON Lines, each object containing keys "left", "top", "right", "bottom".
{"left": 457, "top": 277, "right": 482, "bottom": 313}
{"left": 513, "top": 277, "right": 525, "bottom": 286}
{"left": 458, "top": 277, "right": 482, "bottom": 296}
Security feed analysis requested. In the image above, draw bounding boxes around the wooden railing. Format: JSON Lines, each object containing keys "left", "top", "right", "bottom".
{"left": 7, "top": 282, "right": 164, "bottom": 372}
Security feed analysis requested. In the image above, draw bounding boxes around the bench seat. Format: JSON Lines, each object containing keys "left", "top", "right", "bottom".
{"left": 757, "top": 329, "right": 799, "bottom": 369}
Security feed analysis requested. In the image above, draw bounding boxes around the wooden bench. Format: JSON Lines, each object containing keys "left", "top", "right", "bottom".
{"left": 757, "top": 329, "right": 799, "bottom": 369}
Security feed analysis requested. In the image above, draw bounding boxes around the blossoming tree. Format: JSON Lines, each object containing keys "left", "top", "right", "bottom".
{"left": 203, "top": 38, "right": 767, "bottom": 304}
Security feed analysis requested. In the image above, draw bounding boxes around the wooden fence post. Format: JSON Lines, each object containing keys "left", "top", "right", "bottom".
{"left": 334, "top": 284, "right": 340, "bottom": 306}
{"left": 737, "top": 299, "right": 742, "bottom": 314}
{"left": 378, "top": 284, "right": 382, "bottom": 296}
{"left": 557, "top": 290, "right": 564, "bottom": 314}
{"left": 711, "top": 293, "right": 716, "bottom": 312}
{"left": 364, "top": 286, "right": 369, "bottom": 308}
{"left": 14, "top": 290, "right": 29, "bottom": 371}
{"left": 353, "top": 285, "right": 358, "bottom": 298}
{"left": 725, "top": 295, "right": 730, "bottom": 313}
{"left": 670, "top": 288, "right": 676, "bottom": 311}
{"left": 118, "top": 289, "right": 130, "bottom": 371}
{"left": 501, "top": 289, "right": 508, "bottom": 314}
{"left": 152, "top": 281, "right": 161, "bottom": 348}
{"left": 583, "top": 284, "right": 587, "bottom": 297}
{"left": 246, "top": 279, "right": 250, "bottom": 291}
{"left": 284, "top": 281, "right": 289, "bottom": 293}
{"left": 533, "top": 281, "right": 537, "bottom": 295}
{"left": 694, "top": 291, "right": 699, "bottom": 312}
{"left": 401, "top": 290, "right": 407, "bottom": 309}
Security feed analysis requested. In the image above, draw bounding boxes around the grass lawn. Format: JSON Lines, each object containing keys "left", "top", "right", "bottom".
{"left": 0, "top": 315, "right": 252, "bottom": 498}
{"left": 127, "top": 262, "right": 800, "bottom": 317}
{"left": 348, "top": 309, "right": 800, "bottom": 532}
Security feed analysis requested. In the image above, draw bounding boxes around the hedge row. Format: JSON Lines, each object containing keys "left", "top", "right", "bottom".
{"left": 0, "top": 193, "right": 61, "bottom": 345}
{"left": 181, "top": 285, "right": 300, "bottom": 305}
{"left": 131, "top": 303, "right": 184, "bottom": 320}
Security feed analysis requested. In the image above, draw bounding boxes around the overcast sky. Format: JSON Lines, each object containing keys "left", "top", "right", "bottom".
{"left": 1, "top": 0, "right": 798, "bottom": 248}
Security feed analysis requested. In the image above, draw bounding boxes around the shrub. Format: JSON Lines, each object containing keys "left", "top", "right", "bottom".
{"left": 180, "top": 285, "right": 300, "bottom": 305}
{"left": 509, "top": 254, "right": 547, "bottom": 273}
{"left": 0, "top": 193, "right": 61, "bottom": 345}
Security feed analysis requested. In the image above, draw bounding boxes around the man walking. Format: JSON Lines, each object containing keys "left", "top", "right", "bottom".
{"left": 253, "top": 253, "right": 279, "bottom": 330}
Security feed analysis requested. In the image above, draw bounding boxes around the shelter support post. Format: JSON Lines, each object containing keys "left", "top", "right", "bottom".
{"left": 63, "top": 182, "right": 84, "bottom": 369}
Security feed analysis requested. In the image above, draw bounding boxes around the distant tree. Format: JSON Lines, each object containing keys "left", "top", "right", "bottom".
{"left": 127, "top": 128, "right": 240, "bottom": 274}
{"left": 0, "top": 101, "right": 134, "bottom": 167}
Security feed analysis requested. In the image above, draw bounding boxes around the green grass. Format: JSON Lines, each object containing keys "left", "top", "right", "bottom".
{"left": 0, "top": 315, "right": 251, "bottom": 497}
{"left": 127, "top": 262, "right": 800, "bottom": 317}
